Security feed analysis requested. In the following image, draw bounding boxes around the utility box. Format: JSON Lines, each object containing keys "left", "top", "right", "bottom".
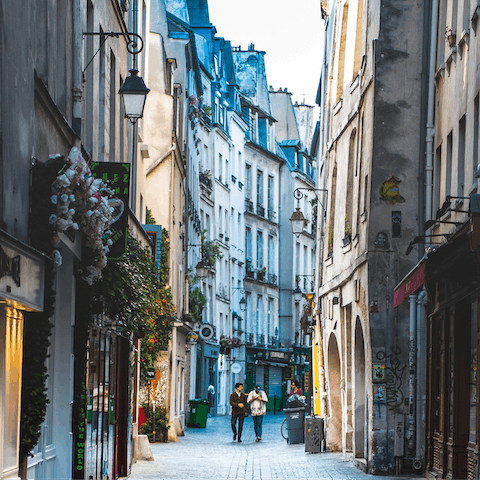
{"left": 394, "top": 413, "right": 404, "bottom": 457}
{"left": 305, "top": 416, "right": 324, "bottom": 453}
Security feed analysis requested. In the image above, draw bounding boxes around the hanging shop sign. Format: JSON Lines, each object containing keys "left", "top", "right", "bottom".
{"left": 393, "top": 260, "right": 425, "bottom": 307}
{"left": 142, "top": 224, "right": 162, "bottom": 273}
{"left": 91, "top": 162, "right": 130, "bottom": 259}
{"left": 0, "top": 230, "right": 45, "bottom": 311}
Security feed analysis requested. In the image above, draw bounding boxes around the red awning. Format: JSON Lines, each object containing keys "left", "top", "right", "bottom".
{"left": 393, "top": 261, "right": 426, "bottom": 308}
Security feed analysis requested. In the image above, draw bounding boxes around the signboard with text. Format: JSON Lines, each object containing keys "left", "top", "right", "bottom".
{"left": 91, "top": 162, "right": 130, "bottom": 259}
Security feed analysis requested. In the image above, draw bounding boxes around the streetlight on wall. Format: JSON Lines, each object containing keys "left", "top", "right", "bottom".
{"left": 118, "top": 69, "right": 150, "bottom": 124}
{"left": 233, "top": 287, "right": 248, "bottom": 312}
{"left": 195, "top": 261, "right": 210, "bottom": 279}
{"left": 289, "top": 187, "right": 328, "bottom": 237}
{"left": 293, "top": 285, "right": 303, "bottom": 303}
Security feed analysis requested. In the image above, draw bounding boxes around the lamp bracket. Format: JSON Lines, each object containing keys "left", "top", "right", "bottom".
{"left": 293, "top": 187, "right": 328, "bottom": 217}
{"left": 82, "top": 32, "right": 144, "bottom": 79}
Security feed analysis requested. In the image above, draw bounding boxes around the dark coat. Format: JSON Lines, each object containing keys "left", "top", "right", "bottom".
{"left": 230, "top": 391, "right": 248, "bottom": 415}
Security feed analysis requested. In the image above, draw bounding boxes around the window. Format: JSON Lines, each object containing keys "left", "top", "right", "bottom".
{"left": 218, "top": 153, "right": 223, "bottom": 183}
{"left": 346, "top": 129, "right": 356, "bottom": 236}
{"left": 258, "top": 118, "right": 267, "bottom": 148}
{"left": 458, "top": 115, "right": 466, "bottom": 197}
{"left": 256, "top": 295, "right": 263, "bottom": 337}
{"left": 246, "top": 227, "right": 252, "bottom": 262}
{"left": 256, "top": 231, "right": 264, "bottom": 269}
{"left": 257, "top": 170, "right": 264, "bottom": 206}
{"left": 446, "top": 130, "right": 453, "bottom": 197}
{"left": 267, "top": 298, "right": 273, "bottom": 338}
{"left": 336, "top": 1, "right": 349, "bottom": 102}
{"left": 246, "top": 164, "right": 252, "bottom": 199}
{"left": 474, "top": 95, "right": 479, "bottom": 173}
{"left": 268, "top": 235, "right": 275, "bottom": 276}
{"left": 268, "top": 175, "right": 274, "bottom": 218}
{"left": 434, "top": 145, "right": 442, "bottom": 216}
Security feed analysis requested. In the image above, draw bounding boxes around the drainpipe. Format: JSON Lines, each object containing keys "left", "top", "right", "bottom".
{"left": 425, "top": 0, "right": 439, "bottom": 222}
{"left": 72, "top": 0, "right": 83, "bottom": 140}
{"left": 415, "top": 288, "right": 427, "bottom": 471}
{"left": 406, "top": 295, "right": 417, "bottom": 454}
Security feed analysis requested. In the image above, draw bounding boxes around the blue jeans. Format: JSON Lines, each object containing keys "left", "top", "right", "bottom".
{"left": 252, "top": 415, "right": 264, "bottom": 438}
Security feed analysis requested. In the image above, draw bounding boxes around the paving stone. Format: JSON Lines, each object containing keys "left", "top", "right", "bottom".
{"left": 129, "top": 413, "right": 426, "bottom": 480}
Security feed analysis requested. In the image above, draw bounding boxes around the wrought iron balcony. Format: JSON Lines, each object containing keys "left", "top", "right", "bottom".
{"left": 245, "top": 199, "right": 254, "bottom": 213}
{"left": 267, "top": 273, "right": 277, "bottom": 285}
{"left": 267, "top": 209, "right": 276, "bottom": 222}
{"left": 256, "top": 204, "right": 265, "bottom": 217}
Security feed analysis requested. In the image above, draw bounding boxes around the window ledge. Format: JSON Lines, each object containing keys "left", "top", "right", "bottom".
{"left": 333, "top": 98, "right": 343, "bottom": 116}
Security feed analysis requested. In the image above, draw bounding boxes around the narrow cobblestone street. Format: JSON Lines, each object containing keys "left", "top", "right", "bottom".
{"left": 129, "top": 414, "right": 426, "bottom": 480}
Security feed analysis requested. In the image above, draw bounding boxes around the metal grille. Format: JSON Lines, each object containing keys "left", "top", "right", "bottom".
{"left": 433, "top": 443, "right": 441, "bottom": 470}
{"left": 467, "top": 455, "right": 477, "bottom": 480}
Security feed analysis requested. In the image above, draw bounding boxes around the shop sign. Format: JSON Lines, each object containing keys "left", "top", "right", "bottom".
{"left": 146, "top": 367, "right": 155, "bottom": 379}
{"left": 0, "top": 232, "right": 44, "bottom": 311}
{"left": 91, "top": 162, "right": 130, "bottom": 259}
{"left": 393, "top": 261, "right": 425, "bottom": 308}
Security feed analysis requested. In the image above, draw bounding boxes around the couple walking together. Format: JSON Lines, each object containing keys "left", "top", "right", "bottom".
{"left": 230, "top": 383, "right": 268, "bottom": 443}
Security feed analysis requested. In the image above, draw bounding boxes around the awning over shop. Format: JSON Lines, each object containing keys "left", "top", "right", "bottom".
{"left": 393, "top": 260, "right": 426, "bottom": 308}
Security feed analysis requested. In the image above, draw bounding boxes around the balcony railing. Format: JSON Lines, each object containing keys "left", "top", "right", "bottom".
{"left": 256, "top": 204, "right": 265, "bottom": 217}
{"left": 269, "top": 335, "right": 276, "bottom": 346}
{"left": 267, "top": 273, "right": 277, "bottom": 286}
{"left": 257, "top": 334, "right": 265, "bottom": 345}
{"left": 245, "top": 199, "right": 254, "bottom": 213}
{"left": 245, "top": 333, "right": 254, "bottom": 345}
{"left": 199, "top": 171, "right": 212, "bottom": 189}
{"left": 267, "top": 209, "right": 276, "bottom": 222}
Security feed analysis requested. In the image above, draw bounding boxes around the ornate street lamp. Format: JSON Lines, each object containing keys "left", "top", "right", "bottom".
{"left": 195, "top": 261, "right": 210, "bottom": 279}
{"left": 239, "top": 296, "right": 247, "bottom": 312}
{"left": 118, "top": 69, "right": 150, "bottom": 124}
{"left": 293, "top": 285, "right": 303, "bottom": 303}
{"left": 289, "top": 207, "right": 308, "bottom": 237}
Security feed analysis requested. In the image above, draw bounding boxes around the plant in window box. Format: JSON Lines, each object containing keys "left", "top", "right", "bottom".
{"left": 200, "top": 229, "right": 223, "bottom": 267}
{"left": 343, "top": 216, "right": 352, "bottom": 246}
{"left": 258, "top": 266, "right": 267, "bottom": 281}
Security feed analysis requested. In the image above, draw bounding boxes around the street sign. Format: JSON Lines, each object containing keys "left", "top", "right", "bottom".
{"left": 231, "top": 363, "right": 242, "bottom": 374}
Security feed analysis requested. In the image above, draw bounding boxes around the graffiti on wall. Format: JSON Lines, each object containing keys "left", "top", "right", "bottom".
{"left": 376, "top": 347, "right": 406, "bottom": 410}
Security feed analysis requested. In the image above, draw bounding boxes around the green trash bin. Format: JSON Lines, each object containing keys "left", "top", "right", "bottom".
{"left": 189, "top": 398, "right": 209, "bottom": 428}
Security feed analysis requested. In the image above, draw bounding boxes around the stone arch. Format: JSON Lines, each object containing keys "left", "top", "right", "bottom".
{"left": 354, "top": 317, "right": 366, "bottom": 458}
{"left": 327, "top": 332, "right": 343, "bottom": 451}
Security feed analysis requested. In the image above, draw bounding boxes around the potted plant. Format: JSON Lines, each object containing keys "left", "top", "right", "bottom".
{"left": 140, "top": 403, "right": 170, "bottom": 442}
{"left": 446, "top": 27, "right": 456, "bottom": 47}
{"left": 258, "top": 266, "right": 267, "bottom": 281}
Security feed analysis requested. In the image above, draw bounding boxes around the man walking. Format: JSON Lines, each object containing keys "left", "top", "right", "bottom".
{"left": 247, "top": 384, "right": 268, "bottom": 442}
{"left": 230, "top": 382, "right": 248, "bottom": 443}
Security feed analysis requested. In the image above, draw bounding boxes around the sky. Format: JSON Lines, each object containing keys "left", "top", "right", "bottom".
{"left": 207, "top": 0, "right": 324, "bottom": 109}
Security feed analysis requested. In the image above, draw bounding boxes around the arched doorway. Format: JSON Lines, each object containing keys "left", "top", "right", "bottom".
{"left": 327, "top": 333, "right": 343, "bottom": 451}
{"left": 354, "top": 318, "right": 366, "bottom": 458}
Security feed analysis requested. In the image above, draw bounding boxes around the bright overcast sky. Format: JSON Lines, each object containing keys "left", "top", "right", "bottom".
{"left": 207, "top": 0, "right": 324, "bottom": 108}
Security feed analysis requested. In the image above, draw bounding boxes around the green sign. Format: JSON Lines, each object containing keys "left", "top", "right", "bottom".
{"left": 91, "top": 162, "right": 130, "bottom": 259}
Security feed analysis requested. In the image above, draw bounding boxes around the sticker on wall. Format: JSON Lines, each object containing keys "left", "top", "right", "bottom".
{"left": 374, "top": 384, "right": 387, "bottom": 403}
{"left": 373, "top": 364, "right": 386, "bottom": 381}
{"left": 379, "top": 175, "right": 405, "bottom": 205}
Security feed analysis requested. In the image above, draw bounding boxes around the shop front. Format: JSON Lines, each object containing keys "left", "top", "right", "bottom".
{"left": 425, "top": 222, "right": 480, "bottom": 480}
{"left": 0, "top": 231, "right": 45, "bottom": 480}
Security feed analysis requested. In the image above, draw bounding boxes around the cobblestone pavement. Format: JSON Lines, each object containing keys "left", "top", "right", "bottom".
{"left": 129, "top": 413, "right": 426, "bottom": 480}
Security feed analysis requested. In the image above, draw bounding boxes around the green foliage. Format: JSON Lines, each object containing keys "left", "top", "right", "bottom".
{"left": 140, "top": 402, "right": 170, "bottom": 434}
{"left": 146, "top": 206, "right": 156, "bottom": 225}
{"left": 159, "top": 228, "right": 170, "bottom": 286}
{"left": 200, "top": 229, "right": 223, "bottom": 266}
{"left": 95, "top": 236, "right": 175, "bottom": 378}
{"left": 189, "top": 287, "right": 206, "bottom": 322}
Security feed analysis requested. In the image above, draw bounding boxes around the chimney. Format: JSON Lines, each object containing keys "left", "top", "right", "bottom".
{"left": 248, "top": 43, "right": 255, "bottom": 51}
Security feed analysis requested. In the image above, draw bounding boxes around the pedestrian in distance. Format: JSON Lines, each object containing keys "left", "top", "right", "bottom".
{"left": 247, "top": 384, "right": 268, "bottom": 442}
{"left": 289, "top": 379, "right": 304, "bottom": 397}
{"left": 230, "top": 382, "right": 248, "bottom": 443}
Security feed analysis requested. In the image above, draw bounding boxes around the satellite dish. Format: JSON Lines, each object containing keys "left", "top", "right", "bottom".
{"left": 198, "top": 324, "right": 214, "bottom": 341}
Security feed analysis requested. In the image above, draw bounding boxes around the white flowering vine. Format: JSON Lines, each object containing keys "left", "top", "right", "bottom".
{"left": 49, "top": 147, "right": 115, "bottom": 284}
